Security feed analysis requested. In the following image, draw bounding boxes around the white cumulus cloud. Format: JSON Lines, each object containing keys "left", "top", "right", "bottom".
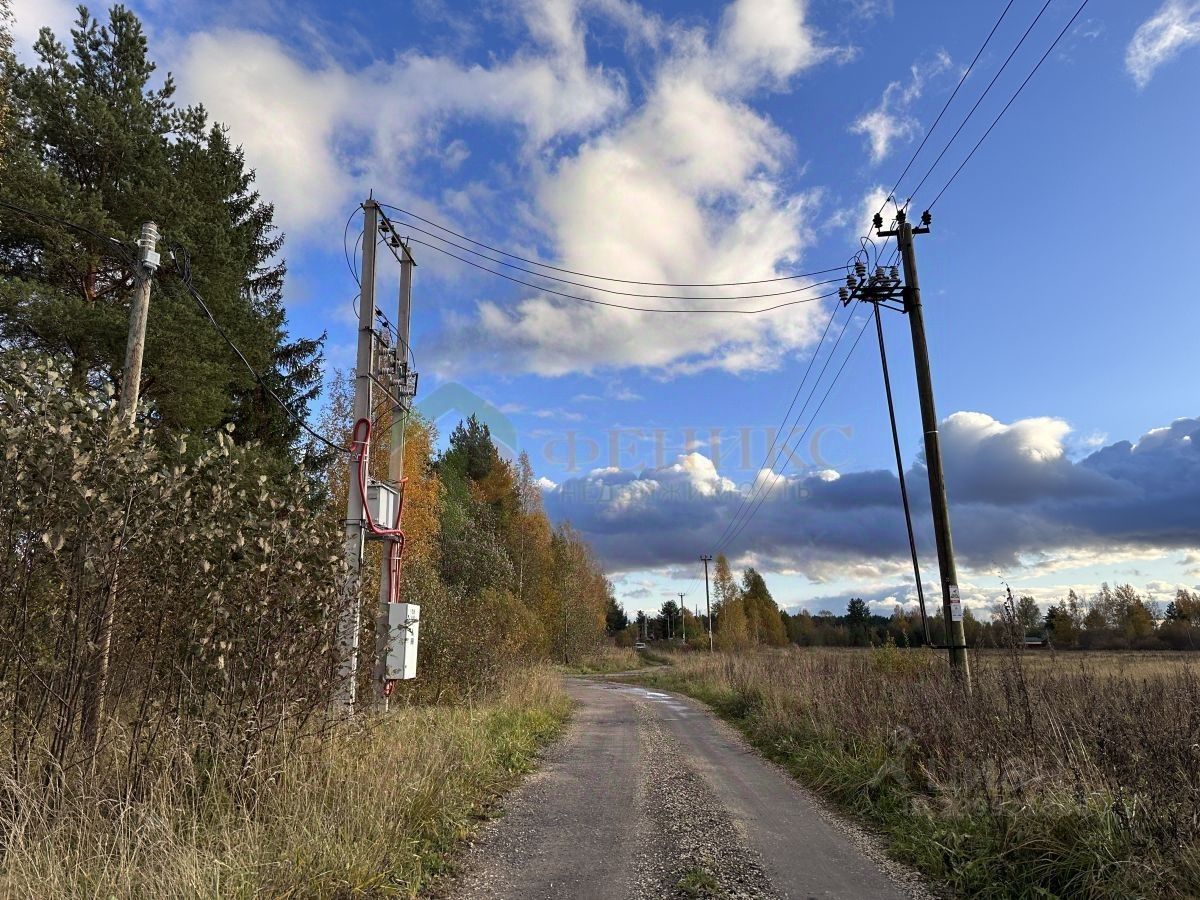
{"left": 850, "top": 50, "right": 952, "bottom": 164}
{"left": 432, "top": 0, "right": 839, "bottom": 377}
{"left": 1127, "top": 0, "right": 1200, "bottom": 88}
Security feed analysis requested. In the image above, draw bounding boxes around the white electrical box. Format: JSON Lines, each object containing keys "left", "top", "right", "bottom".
{"left": 385, "top": 602, "right": 420, "bottom": 680}
{"left": 366, "top": 480, "right": 400, "bottom": 532}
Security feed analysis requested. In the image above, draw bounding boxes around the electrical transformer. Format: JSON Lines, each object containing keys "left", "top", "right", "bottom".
{"left": 366, "top": 479, "right": 399, "bottom": 534}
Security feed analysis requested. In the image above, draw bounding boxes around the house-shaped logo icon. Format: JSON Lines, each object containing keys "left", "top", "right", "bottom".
{"left": 415, "top": 382, "right": 519, "bottom": 458}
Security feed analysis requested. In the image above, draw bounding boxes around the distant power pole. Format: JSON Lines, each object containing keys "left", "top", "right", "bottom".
{"left": 842, "top": 209, "right": 970, "bottom": 689}
{"left": 701, "top": 555, "right": 714, "bottom": 651}
{"left": 337, "top": 199, "right": 380, "bottom": 711}
{"left": 678, "top": 592, "right": 687, "bottom": 644}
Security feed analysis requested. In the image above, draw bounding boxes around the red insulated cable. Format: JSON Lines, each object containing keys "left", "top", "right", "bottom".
{"left": 351, "top": 417, "right": 408, "bottom": 605}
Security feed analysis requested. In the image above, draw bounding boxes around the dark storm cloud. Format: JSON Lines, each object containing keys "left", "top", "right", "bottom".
{"left": 543, "top": 413, "right": 1200, "bottom": 576}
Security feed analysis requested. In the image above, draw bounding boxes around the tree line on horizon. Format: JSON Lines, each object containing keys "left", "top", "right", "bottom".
{"left": 618, "top": 552, "right": 1200, "bottom": 653}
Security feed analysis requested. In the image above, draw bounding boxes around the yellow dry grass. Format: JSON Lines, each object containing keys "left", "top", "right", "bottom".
{"left": 0, "top": 668, "right": 570, "bottom": 899}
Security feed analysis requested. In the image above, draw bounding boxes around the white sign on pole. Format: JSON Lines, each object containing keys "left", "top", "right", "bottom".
{"left": 385, "top": 602, "right": 420, "bottom": 680}
{"left": 948, "top": 585, "right": 963, "bottom": 622}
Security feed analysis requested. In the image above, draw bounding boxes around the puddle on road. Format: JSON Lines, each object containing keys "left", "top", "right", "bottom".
{"left": 606, "top": 684, "right": 693, "bottom": 715}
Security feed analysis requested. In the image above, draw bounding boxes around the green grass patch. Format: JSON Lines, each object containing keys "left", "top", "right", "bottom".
{"left": 677, "top": 866, "right": 723, "bottom": 898}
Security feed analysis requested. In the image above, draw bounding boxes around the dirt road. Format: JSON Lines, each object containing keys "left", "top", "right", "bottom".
{"left": 451, "top": 678, "right": 930, "bottom": 899}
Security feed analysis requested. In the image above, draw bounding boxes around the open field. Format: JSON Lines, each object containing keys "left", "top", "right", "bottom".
{"left": 971, "top": 647, "right": 1200, "bottom": 678}
{"left": 0, "top": 669, "right": 570, "bottom": 899}
{"left": 627, "top": 647, "right": 1200, "bottom": 898}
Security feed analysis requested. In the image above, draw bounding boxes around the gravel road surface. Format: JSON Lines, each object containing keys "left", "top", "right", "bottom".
{"left": 451, "top": 677, "right": 931, "bottom": 900}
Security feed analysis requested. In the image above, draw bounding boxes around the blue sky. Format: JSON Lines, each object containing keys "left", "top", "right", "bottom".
{"left": 13, "top": 0, "right": 1200, "bottom": 618}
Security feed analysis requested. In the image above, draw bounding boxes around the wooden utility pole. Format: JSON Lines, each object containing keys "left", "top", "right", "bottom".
{"left": 116, "top": 222, "right": 160, "bottom": 423}
{"left": 337, "top": 199, "right": 379, "bottom": 712}
{"left": 678, "top": 592, "right": 687, "bottom": 644}
{"left": 83, "top": 221, "right": 160, "bottom": 749}
{"left": 879, "top": 210, "right": 971, "bottom": 687}
{"left": 701, "top": 555, "right": 713, "bottom": 651}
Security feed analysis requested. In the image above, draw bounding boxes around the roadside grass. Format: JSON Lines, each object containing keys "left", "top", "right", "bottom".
{"left": 560, "top": 645, "right": 647, "bottom": 674}
{"left": 627, "top": 649, "right": 1200, "bottom": 898}
{"left": 0, "top": 668, "right": 570, "bottom": 899}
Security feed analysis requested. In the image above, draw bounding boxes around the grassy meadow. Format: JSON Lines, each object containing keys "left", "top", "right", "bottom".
{"left": 0, "top": 669, "right": 569, "bottom": 900}
{"left": 629, "top": 647, "right": 1200, "bottom": 898}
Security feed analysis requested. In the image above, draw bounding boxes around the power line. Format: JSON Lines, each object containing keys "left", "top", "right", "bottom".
{"left": 1, "top": 201, "right": 343, "bottom": 453}
{"left": 903, "top": 0, "right": 1059, "bottom": 207}
{"left": 716, "top": 302, "right": 862, "bottom": 554}
{"left": 406, "top": 237, "right": 843, "bottom": 315}
{"left": 171, "top": 247, "right": 349, "bottom": 455}
{"left": 343, "top": 207, "right": 362, "bottom": 286}
{"left": 925, "top": 0, "right": 1092, "bottom": 211}
{"left": 0, "top": 197, "right": 136, "bottom": 265}
{"left": 716, "top": 295, "right": 871, "bottom": 555}
{"left": 379, "top": 202, "right": 845, "bottom": 288}
{"left": 709, "top": 300, "right": 847, "bottom": 552}
{"left": 381, "top": 209, "right": 847, "bottom": 301}
{"left": 710, "top": 243, "right": 896, "bottom": 558}
{"left": 875, "top": 0, "right": 1018, "bottom": 218}
{"left": 342, "top": 211, "right": 418, "bottom": 372}
{"left": 719, "top": 308, "right": 874, "bottom": 554}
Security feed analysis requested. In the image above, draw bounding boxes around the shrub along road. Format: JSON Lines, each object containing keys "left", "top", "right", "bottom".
{"left": 451, "top": 678, "right": 929, "bottom": 899}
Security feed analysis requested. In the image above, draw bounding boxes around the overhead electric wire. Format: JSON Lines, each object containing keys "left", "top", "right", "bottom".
{"left": 716, "top": 244, "right": 897, "bottom": 555}
{"left": 903, "top": 0, "right": 1059, "bottom": 207}
{"left": 925, "top": 0, "right": 1092, "bottom": 211}
{"left": 406, "top": 237, "right": 843, "bottom": 315}
{"left": 343, "top": 209, "right": 418, "bottom": 371}
{"left": 874, "top": 0, "right": 1018, "bottom": 218}
{"left": 719, "top": 309, "right": 874, "bottom": 554}
{"left": 379, "top": 202, "right": 844, "bottom": 288}
{"left": 343, "top": 208, "right": 363, "bottom": 286}
{"left": 382, "top": 211, "right": 845, "bottom": 301}
{"left": 172, "top": 248, "right": 349, "bottom": 455}
{"left": 709, "top": 299, "right": 847, "bottom": 552}
{"left": 0, "top": 197, "right": 136, "bottom": 264}
{"left": 714, "top": 300, "right": 864, "bottom": 554}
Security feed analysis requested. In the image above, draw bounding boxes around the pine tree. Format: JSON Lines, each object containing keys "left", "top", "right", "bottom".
{"left": 0, "top": 6, "right": 323, "bottom": 459}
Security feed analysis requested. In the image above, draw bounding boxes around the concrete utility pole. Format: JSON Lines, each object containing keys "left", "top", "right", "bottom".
{"left": 881, "top": 210, "right": 970, "bottom": 687}
{"left": 678, "top": 593, "right": 687, "bottom": 644}
{"left": 701, "top": 555, "right": 714, "bottom": 651}
{"left": 337, "top": 199, "right": 379, "bottom": 712}
{"left": 82, "top": 221, "right": 161, "bottom": 750}
{"left": 117, "top": 222, "right": 160, "bottom": 423}
{"left": 372, "top": 235, "right": 416, "bottom": 709}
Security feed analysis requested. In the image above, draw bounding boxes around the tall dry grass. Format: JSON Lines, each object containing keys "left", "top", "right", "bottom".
{"left": 561, "top": 645, "right": 647, "bottom": 675}
{"left": 0, "top": 668, "right": 569, "bottom": 899}
{"left": 633, "top": 648, "right": 1200, "bottom": 897}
